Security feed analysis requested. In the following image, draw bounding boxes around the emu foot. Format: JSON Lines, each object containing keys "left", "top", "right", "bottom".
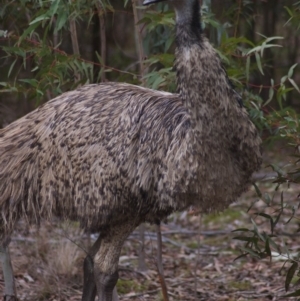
{"left": 1, "top": 243, "right": 17, "bottom": 301}
{"left": 81, "top": 254, "right": 119, "bottom": 301}
{"left": 94, "top": 269, "right": 118, "bottom": 301}
{"left": 81, "top": 255, "right": 97, "bottom": 301}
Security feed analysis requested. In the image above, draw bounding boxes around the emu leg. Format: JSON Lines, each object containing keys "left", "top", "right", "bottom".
{"left": 81, "top": 233, "right": 120, "bottom": 301}
{"left": 93, "top": 222, "right": 137, "bottom": 301}
{"left": 94, "top": 269, "right": 118, "bottom": 301}
{"left": 82, "top": 254, "right": 97, "bottom": 301}
{"left": 82, "top": 233, "right": 103, "bottom": 301}
{"left": 112, "top": 287, "right": 119, "bottom": 301}
{"left": 0, "top": 239, "right": 17, "bottom": 301}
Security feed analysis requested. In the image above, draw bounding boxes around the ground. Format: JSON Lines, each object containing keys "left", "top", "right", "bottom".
{"left": 1, "top": 147, "right": 300, "bottom": 301}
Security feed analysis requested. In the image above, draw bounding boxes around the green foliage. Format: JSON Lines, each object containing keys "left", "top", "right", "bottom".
{"left": 140, "top": 3, "right": 299, "bottom": 134}
{"left": 1, "top": 0, "right": 299, "bottom": 118}
{"left": 285, "top": 2, "right": 300, "bottom": 31}
{"left": 0, "top": 0, "right": 115, "bottom": 103}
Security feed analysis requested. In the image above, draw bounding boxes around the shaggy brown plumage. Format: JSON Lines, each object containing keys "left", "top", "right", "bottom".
{"left": 0, "top": 84, "right": 195, "bottom": 236}
{"left": 0, "top": 0, "right": 262, "bottom": 300}
{"left": 0, "top": 73, "right": 261, "bottom": 238}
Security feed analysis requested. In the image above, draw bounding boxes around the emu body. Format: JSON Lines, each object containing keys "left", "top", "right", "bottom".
{"left": 0, "top": 84, "right": 196, "bottom": 236}
{"left": 1, "top": 79, "right": 259, "bottom": 237}
{"left": 1, "top": 0, "right": 262, "bottom": 300}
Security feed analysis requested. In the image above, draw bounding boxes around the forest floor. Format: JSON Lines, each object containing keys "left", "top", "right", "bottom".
{"left": 1, "top": 145, "right": 300, "bottom": 301}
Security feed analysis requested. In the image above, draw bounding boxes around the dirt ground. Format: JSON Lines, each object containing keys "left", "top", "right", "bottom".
{"left": 1, "top": 147, "right": 300, "bottom": 301}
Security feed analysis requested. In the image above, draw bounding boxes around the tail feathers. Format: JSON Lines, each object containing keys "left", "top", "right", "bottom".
{"left": 0, "top": 122, "right": 42, "bottom": 237}
{"left": 0, "top": 160, "right": 42, "bottom": 237}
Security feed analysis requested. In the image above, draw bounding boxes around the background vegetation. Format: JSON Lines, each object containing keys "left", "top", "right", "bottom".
{"left": 1, "top": 0, "right": 300, "bottom": 299}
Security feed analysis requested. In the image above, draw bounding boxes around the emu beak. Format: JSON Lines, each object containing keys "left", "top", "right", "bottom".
{"left": 143, "top": 0, "right": 165, "bottom": 5}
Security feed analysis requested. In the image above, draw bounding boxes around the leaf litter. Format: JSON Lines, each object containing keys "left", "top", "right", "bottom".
{"left": 1, "top": 149, "right": 300, "bottom": 300}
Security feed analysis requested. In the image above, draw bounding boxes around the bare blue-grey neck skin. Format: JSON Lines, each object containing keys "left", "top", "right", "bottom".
{"left": 171, "top": 0, "right": 202, "bottom": 46}
{"left": 143, "top": 0, "right": 244, "bottom": 111}
{"left": 170, "top": 0, "right": 203, "bottom": 111}
{"left": 143, "top": 0, "right": 202, "bottom": 46}
{"left": 143, "top": 0, "right": 209, "bottom": 123}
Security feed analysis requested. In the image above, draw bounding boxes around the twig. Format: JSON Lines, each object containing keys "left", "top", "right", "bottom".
{"left": 118, "top": 267, "right": 148, "bottom": 278}
{"left": 2, "top": 35, "right": 138, "bottom": 78}
{"left": 194, "top": 215, "right": 202, "bottom": 300}
{"left": 130, "top": 229, "right": 230, "bottom": 238}
{"left": 69, "top": 18, "right": 81, "bottom": 82}
{"left": 69, "top": 19, "right": 80, "bottom": 56}
{"left": 251, "top": 171, "right": 278, "bottom": 182}
{"left": 132, "top": 0, "right": 146, "bottom": 84}
{"left": 124, "top": 288, "right": 160, "bottom": 298}
{"left": 234, "top": 0, "right": 242, "bottom": 38}
{"left": 156, "top": 223, "right": 169, "bottom": 301}
{"left": 52, "top": 16, "right": 59, "bottom": 49}
{"left": 1, "top": 35, "right": 289, "bottom": 91}
{"left": 154, "top": 229, "right": 230, "bottom": 236}
{"left": 96, "top": 2, "right": 107, "bottom": 82}
{"left": 138, "top": 223, "right": 147, "bottom": 271}
{"left": 123, "top": 280, "right": 193, "bottom": 298}
{"left": 132, "top": 0, "right": 148, "bottom": 272}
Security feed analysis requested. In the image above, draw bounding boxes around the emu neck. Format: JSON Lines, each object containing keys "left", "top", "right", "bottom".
{"left": 173, "top": 0, "right": 202, "bottom": 46}
{"left": 173, "top": 0, "right": 204, "bottom": 120}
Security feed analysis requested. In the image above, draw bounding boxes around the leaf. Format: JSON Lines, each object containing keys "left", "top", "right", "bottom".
{"left": 8, "top": 59, "right": 17, "bottom": 78}
{"left": 255, "top": 52, "right": 264, "bottom": 75}
{"left": 246, "top": 41, "right": 282, "bottom": 56}
{"left": 258, "top": 213, "right": 275, "bottom": 232}
{"left": 55, "top": 10, "right": 69, "bottom": 33}
{"left": 288, "top": 78, "right": 300, "bottom": 93}
{"left": 264, "top": 87, "right": 274, "bottom": 106}
{"left": 233, "top": 236, "right": 257, "bottom": 243}
{"left": 29, "top": 14, "right": 51, "bottom": 25}
{"left": 245, "top": 56, "right": 250, "bottom": 83}
{"left": 264, "top": 192, "right": 273, "bottom": 206}
{"left": 264, "top": 36, "right": 284, "bottom": 43}
{"left": 287, "top": 63, "right": 298, "bottom": 78}
{"left": 152, "top": 75, "right": 165, "bottom": 90}
{"left": 49, "top": 0, "right": 60, "bottom": 17}
{"left": 234, "top": 253, "right": 249, "bottom": 261}
{"left": 247, "top": 199, "right": 259, "bottom": 212}
{"left": 273, "top": 210, "right": 282, "bottom": 228}
{"left": 251, "top": 183, "right": 262, "bottom": 198}
{"left": 265, "top": 238, "right": 272, "bottom": 258}
{"left": 281, "top": 75, "right": 288, "bottom": 84}
{"left": 95, "top": 51, "right": 104, "bottom": 65}
{"left": 19, "top": 78, "right": 39, "bottom": 87}
{"left": 267, "top": 164, "right": 285, "bottom": 177}
{"left": 284, "top": 206, "right": 296, "bottom": 224}
{"left": 20, "top": 21, "right": 41, "bottom": 41}
{"left": 239, "top": 247, "right": 261, "bottom": 259}
{"left": 251, "top": 218, "right": 266, "bottom": 242}
{"left": 0, "top": 29, "right": 7, "bottom": 37}
{"left": 285, "top": 262, "right": 298, "bottom": 291}
{"left": 283, "top": 289, "right": 300, "bottom": 297}
{"left": 257, "top": 212, "right": 272, "bottom": 220}
{"left": 232, "top": 228, "right": 252, "bottom": 233}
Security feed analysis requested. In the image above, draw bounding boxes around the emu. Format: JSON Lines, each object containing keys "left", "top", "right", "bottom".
{"left": 0, "top": 0, "right": 262, "bottom": 300}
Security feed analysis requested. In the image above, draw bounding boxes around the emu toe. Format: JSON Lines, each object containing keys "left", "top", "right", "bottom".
{"left": 94, "top": 270, "right": 119, "bottom": 301}
{"left": 81, "top": 254, "right": 119, "bottom": 301}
